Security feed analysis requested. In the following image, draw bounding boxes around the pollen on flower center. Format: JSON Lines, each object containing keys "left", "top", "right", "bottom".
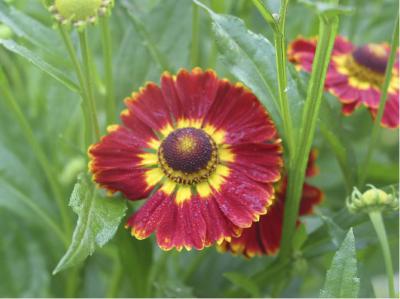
{"left": 352, "top": 44, "right": 388, "bottom": 74}
{"left": 158, "top": 127, "right": 219, "bottom": 185}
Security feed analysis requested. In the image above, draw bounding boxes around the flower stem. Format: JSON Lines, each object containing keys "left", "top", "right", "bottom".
{"left": 79, "top": 29, "right": 101, "bottom": 141}
{"left": 274, "top": 0, "right": 295, "bottom": 157}
{"left": 191, "top": 1, "right": 200, "bottom": 67}
{"left": 58, "top": 25, "right": 92, "bottom": 147}
{"left": 100, "top": 17, "right": 116, "bottom": 125}
{"left": 369, "top": 211, "right": 396, "bottom": 298}
{"left": 358, "top": 16, "right": 399, "bottom": 187}
{"left": 278, "top": 13, "right": 339, "bottom": 260}
{"left": 252, "top": 0, "right": 295, "bottom": 155}
{"left": 0, "top": 67, "right": 71, "bottom": 239}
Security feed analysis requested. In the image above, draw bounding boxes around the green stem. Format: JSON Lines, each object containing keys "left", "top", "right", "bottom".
{"left": 278, "top": 13, "right": 339, "bottom": 260}
{"left": 100, "top": 17, "right": 116, "bottom": 125}
{"left": 58, "top": 25, "right": 92, "bottom": 147}
{"left": 79, "top": 30, "right": 101, "bottom": 141}
{"left": 274, "top": 0, "right": 295, "bottom": 157}
{"left": 358, "top": 16, "right": 399, "bottom": 187}
{"left": 191, "top": 1, "right": 200, "bottom": 67}
{"left": 369, "top": 211, "right": 396, "bottom": 298}
{"left": 252, "top": 0, "right": 295, "bottom": 156}
{"left": 0, "top": 68, "right": 72, "bottom": 238}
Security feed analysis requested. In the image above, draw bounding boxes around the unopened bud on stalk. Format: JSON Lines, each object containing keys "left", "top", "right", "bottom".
{"left": 49, "top": 0, "right": 114, "bottom": 30}
{"left": 346, "top": 185, "right": 398, "bottom": 214}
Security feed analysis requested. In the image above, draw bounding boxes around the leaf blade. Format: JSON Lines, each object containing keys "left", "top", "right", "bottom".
{"left": 320, "top": 228, "right": 360, "bottom": 298}
{"left": 53, "top": 174, "right": 127, "bottom": 274}
{"left": 0, "top": 39, "right": 79, "bottom": 92}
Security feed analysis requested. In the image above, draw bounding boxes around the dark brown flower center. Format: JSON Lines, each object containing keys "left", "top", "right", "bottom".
{"left": 352, "top": 44, "right": 388, "bottom": 74}
{"left": 158, "top": 127, "right": 219, "bottom": 184}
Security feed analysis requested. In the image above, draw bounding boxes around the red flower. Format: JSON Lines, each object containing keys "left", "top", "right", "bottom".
{"left": 88, "top": 68, "right": 283, "bottom": 251}
{"left": 219, "top": 151, "right": 322, "bottom": 257}
{"left": 288, "top": 36, "right": 399, "bottom": 128}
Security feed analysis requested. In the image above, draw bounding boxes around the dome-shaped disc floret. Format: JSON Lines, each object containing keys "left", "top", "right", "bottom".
{"left": 49, "top": 0, "right": 114, "bottom": 29}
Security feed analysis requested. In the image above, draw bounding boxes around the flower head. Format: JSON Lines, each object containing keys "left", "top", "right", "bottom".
{"left": 89, "top": 68, "right": 283, "bottom": 251}
{"left": 347, "top": 185, "right": 399, "bottom": 214}
{"left": 288, "top": 36, "right": 399, "bottom": 128}
{"left": 219, "top": 151, "right": 322, "bottom": 257}
{"left": 49, "top": 0, "right": 114, "bottom": 29}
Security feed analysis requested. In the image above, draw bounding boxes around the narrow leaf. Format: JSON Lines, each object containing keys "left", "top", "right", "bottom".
{"left": 53, "top": 174, "right": 127, "bottom": 274}
{"left": 0, "top": 39, "right": 79, "bottom": 92}
{"left": 320, "top": 228, "right": 360, "bottom": 298}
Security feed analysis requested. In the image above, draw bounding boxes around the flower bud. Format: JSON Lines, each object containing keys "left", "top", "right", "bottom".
{"left": 347, "top": 185, "right": 398, "bottom": 214}
{"left": 49, "top": 0, "right": 114, "bottom": 30}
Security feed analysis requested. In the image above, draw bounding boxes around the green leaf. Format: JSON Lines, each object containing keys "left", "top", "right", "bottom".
{"left": 0, "top": 39, "right": 79, "bottom": 92}
{"left": 320, "top": 228, "right": 360, "bottom": 298}
{"left": 0, "top": 1, "right": 65, "bottom": 59}
{"left": 195, "top": 0, "right": 304, "bottom": 134}
{"left": 53, "top": 174, "right": 127, "bottom": 274}
{"left": 223, "top": 272, "right": 260, "bottom": 298}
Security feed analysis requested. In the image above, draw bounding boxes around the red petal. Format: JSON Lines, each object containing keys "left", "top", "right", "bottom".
{"left": 199, "top": 195, "right": 241, "bottom": 246}
{"left": 160, "top": 72, "right": 185, "bottom": 121}
{"left": 89, "top": 126, "right": 152, "bottom": 200}
{"left": 156, "top": 196, "right": 207, "bottom": 250}
{"left": 299, "top": 183, "right": 323, "bottom": 215}
{"left": 228, "top": 143, "right": 282, "bottom": 183}
{"left": 175, "top": 68, "right": 219, "bottom": 120}
{"left": 341, "top": 101, "right": 360, "bottom": 115}
{"left": 125, "top": 82, "right": 172, "bottom": 131}
{"left": 213, "top": 170, "right": 274, "bottom": 228}
{"left": 332, "top": 36, "right": 354, "bottom": 54}
{"left": 120, "top": 110, "right": 157, "bottom": 146}
{"left": 371, "top": 92, "right": 400, "bottom": 128}
{"left": 127, "top": 190, "right": 172, "bottom": 239}
{"left": 204, "top": 83, "right": 277, "bottom": 144}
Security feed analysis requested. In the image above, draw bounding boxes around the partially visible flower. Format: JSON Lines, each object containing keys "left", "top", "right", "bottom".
{"left": 49, "top": 0, "right": 114, "bottom": 29}
{"left": 288, "top": 36, "right": 399, "bottom": 128}
{"left": 89, "top": 68, "right": 283, "bottom": 251}
{"left": 219, "top": 151, "right": 323, "bottom": 257}
{"left": 347, "top": 185, "right": 399, "bottom": 214}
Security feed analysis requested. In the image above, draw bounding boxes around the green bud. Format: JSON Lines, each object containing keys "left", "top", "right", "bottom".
{"left": 49, "top": 0, "right": 114, "bottom": 29}
{"left": 347, "top": 185, "right": 399, "bottom": 214}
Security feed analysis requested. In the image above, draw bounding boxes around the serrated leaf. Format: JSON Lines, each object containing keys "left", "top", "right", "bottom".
{"left": 195, "top": 0, "right": 304, "bottom": 136}
{"left": 320, "top": 228, "right": 360, "bottom": 298}
{"left": 0, "top": 39, "right": 79, "bottom": 92}
{"left": 53, "top": 174, "right": 127, "bottom": 274}
{"left": 223, "top": 272, "right": 260, "bottom": 298}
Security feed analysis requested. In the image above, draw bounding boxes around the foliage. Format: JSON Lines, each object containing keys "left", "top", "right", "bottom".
{"left": 0, "top": 0, "right": 398, "bottom": 297}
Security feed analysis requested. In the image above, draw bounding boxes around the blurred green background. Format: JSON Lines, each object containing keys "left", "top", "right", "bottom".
{"left": 0, "top": 0, "right": 398, "bottom": 297}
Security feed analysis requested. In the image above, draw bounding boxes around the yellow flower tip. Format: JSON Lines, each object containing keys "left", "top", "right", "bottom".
{"left": 161, "top": 70, "right": 172, "bottom": 78}
{"left": 50, "top": 0, "right": 114, "bottom": 29}
{"left": 192, "top": 67, "right": 203, "bottom": 74}
{"left": 106, "top": 124, "right": 119, "bottom": 133}
{"left": 120, "top": 109, "right": 130, "bottom": 117}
